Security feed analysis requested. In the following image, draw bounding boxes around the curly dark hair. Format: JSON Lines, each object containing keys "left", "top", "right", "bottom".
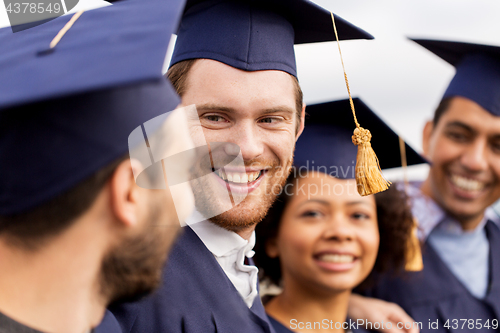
{"left": 254, "top": 172, "right": 414, "bottom": 290}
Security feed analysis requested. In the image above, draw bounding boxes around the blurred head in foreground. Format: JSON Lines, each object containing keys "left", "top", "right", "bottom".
{"left": 0, "top": 0, "right": 194, "bottom": 331}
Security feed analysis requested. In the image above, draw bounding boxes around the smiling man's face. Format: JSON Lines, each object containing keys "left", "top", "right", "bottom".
{"left": 422, "top": 96, "right": 500, "bottom": 228}
{"left": 180, "top": 59, "right": 304, "bottom": 234}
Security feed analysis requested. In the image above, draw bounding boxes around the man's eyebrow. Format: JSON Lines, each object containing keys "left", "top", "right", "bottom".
{"left": 262, "top": 106, "right": 296, "bottom": 115}
{"left": 196, "top": 104, "right": 236, "bottom": 113}
{"left": 196, "top": 103, "right": 295, "bottom": 114}
{"left": 445, "top": 121, "right": 476, "bottom": 133}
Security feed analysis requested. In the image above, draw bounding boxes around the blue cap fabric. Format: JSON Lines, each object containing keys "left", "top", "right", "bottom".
{"left": 0, "top": 0, "right": 184, "bottom": 110}
{"left": 294, "top": 98, "right": 426, "bottom": 178}
{"left": 171, "top": 0, "right": 373, "bottom": 77}
{"left": 411, "top": 39, "right": 500, "bottom": 116}
{"left": 0, "top": 0, "right": 186, "bottom": 215}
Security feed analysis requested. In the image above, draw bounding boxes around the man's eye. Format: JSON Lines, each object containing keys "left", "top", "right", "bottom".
{"left": 491, "top": 142, "right": 500, "bottom": 154}
{"left": 446, "top": 131, "right": 469, "bottom": 142}
{"left": 259, "top": 117, "right": 280, "bottom": 124}
{"left": 205, "top": 115, "right": 225, "bottom": 122}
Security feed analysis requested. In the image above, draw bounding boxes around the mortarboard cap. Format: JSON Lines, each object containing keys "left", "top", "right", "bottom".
{"left": 170, "top": 0, "right": 373, "bottom": 77}
{"left": 294, "top": 98, "right": 426, "bottom": 179}
{"left": 0, "top": 0, "right": 186, "bottom": 215}
{"left": 411, "top": 39, "right": 500, "bottom": 116}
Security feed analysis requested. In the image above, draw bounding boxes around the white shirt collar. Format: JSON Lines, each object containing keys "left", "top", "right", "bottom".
{"left": 187, "top": 215, "right": 255, "bottom": 258}
{"left": 407, "top": 182, "right": 495, "bottom": 240}
{"left": 185, "top": 211, "right": 258, "bottom": 308}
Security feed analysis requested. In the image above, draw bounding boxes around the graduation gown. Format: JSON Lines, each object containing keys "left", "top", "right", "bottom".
{"left": 94, "top": 311, "right": 123, "bottom": 333}
{"left": 366, "top": 221, "right": 500, "bottom": 333}
{"left": 110, "top": 226, "right": 276, "bottom": 333}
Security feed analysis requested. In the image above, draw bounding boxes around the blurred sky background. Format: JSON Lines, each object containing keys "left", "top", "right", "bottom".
{"left": 299, "top": 0, "right": 500, "bottom": 153}
{"left": 2, "top": 0, "right": 500, "bottom": 186}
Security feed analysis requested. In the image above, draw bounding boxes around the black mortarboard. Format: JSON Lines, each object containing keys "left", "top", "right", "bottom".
{"left": 294, "top": 98, "right": 426, "bottom": 179}
{"left": 411, "top": 39, "right": 500, "bottom": 116}
{"left": 0, "top": 0, "right": 186, "bottom": 215}
{"left": 170, "top": 0, "right": 373, "bottom": 77}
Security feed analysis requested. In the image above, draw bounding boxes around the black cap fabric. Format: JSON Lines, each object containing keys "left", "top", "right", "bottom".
{"left": 411, "top": 39, "right": 500, "bottom": 116}
{"left": 294, "top": 98, "right": 426, "bottom": 178}
{"left": 170, "top": 0, "right": 373, "bottom": 77}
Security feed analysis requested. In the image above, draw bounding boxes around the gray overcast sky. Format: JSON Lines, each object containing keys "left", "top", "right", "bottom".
{"left": 298, "top": 0, "right": 500, "bottom": 152}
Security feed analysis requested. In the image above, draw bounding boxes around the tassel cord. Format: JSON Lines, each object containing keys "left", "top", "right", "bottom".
{"left": 331, "top": 12, "right": 360, "bottom": 129}
{"left": 49, "top": 10, "right": 84, "bottom": 49}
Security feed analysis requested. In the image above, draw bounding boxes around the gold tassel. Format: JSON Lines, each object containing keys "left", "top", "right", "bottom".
{"left": 405, "top": 217, "right": 424, "bottom": 271}
{"left": 352, "top": 127, "right": 391, "bottom": 196}
{"left": 331, "top": 13, "right": 390, "bottom": 196}
{"left": 398, "top": 137, "right": 424, "bottom": 271}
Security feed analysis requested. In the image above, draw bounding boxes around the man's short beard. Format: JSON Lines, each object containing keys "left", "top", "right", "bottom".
{"left": 193, "top": 157, "right": 293, "bottom": 232}
{"left": 100, "top": 205, "right": 175, "bottom": 305}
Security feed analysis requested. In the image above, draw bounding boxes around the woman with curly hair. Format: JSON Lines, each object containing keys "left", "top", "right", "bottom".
{"left": 254, "top": 99, "right": 426, "bottom": 333}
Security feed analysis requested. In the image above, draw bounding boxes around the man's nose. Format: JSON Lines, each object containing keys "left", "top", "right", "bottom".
{"left": 230, "top": 121, "right": 265, "bottom": 162}
{"left": 460, "top": 138, "right": 489, "bottom": 172}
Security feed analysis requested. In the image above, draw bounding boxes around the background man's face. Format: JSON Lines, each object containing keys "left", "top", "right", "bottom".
{"left": 423, "top": 96, "right": 500, "bottom": 223}
{"left": 181, "top": 59, "right": 301, "bottom": 231}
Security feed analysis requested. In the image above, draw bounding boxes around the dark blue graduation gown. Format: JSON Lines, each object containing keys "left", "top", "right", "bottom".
{"left": 365, "top": 220, "right": 500, "bottom": 332}
{"left": 110, "top": 226, "right": 276, "bottom": 333}
{"left": 94, "top": 311, "right": 122, "bottom": 333}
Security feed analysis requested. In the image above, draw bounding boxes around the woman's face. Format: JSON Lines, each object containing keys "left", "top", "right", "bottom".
{"left": 268, "top": 172, "right": 379, "bottom": 294}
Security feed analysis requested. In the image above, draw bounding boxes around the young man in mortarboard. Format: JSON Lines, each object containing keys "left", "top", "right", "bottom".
{"left": 110, "top": 1, "right": 373, "bottom": 333}
{"left": 0, "top": 0, "right": 193, "bottom": 332}
{"left": 349, "top": 40, "right": 500, "bottom": 333}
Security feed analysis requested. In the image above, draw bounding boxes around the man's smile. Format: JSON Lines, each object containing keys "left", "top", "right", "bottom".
{"left": 215, "top": 169, "right": 264, "bottom": 184}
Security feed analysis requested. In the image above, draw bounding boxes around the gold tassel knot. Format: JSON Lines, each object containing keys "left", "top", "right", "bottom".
{"left": 352, "top": 127, "right": 391, "bottom": 196}
{"left": 352, "top": 127, "right": 371, "bottom": 146}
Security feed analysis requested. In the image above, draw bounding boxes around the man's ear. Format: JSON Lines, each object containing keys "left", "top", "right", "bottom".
{"left": 422, "top": 120, "right": 434, "bottom": 159}
{"left": 295, "top": 103, "right": 306, "bottom": 141}
{"left": 109, "top": 159, "right": 142, "bottom": 227}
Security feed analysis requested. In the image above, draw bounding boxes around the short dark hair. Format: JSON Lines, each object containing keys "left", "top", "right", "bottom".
{"left": 254, "top": 173, "right": 414, "bottom": 289}
{"left": 166, "top": 59, "right": 304, "bottom": 133}
{"left": 432, "top": 97, "right": 453, "bottom": 126}
{"left": 0, "top": 155, "right": 127, "bottom": 251}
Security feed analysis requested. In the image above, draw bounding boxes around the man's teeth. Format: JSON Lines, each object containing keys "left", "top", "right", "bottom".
{"left": 451, "top": 175, "right": 485, "bottom": 191}
{"left": 318, "top": 254, "right": 354, "bottom": 263}
{"left": 216, "top": 170, "right": 261, "bottom": 183}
